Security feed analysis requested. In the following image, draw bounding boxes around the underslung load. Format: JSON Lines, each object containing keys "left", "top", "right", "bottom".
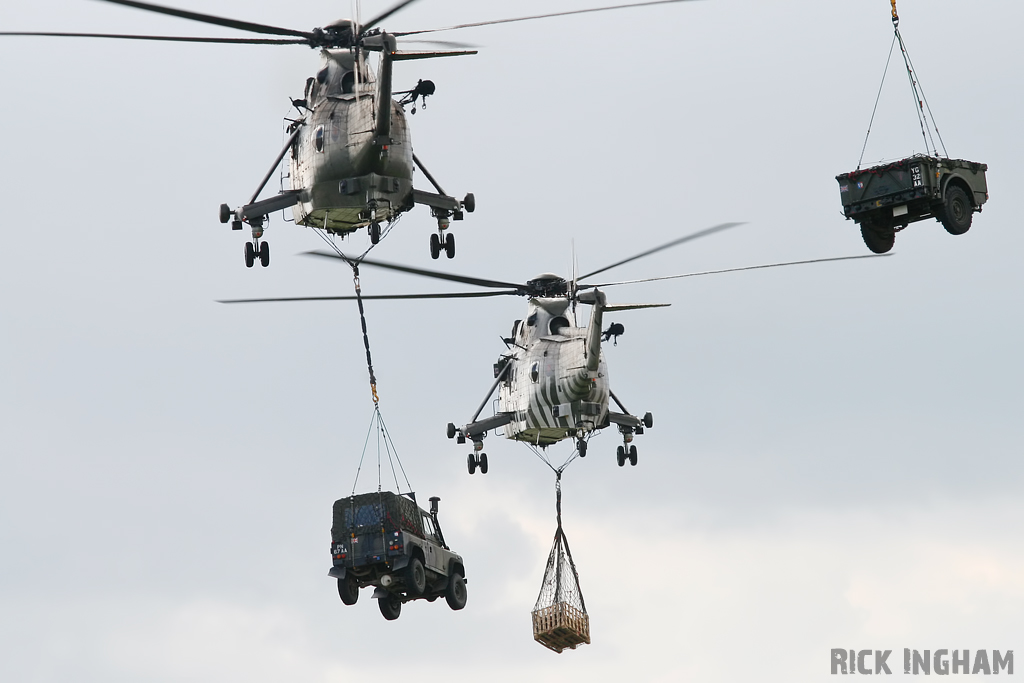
{"left": 837, "top": 1, "right": 989, "bottom": 253}
{"left": 330, "top": 490, "right": 468, "bottom": 621}
{"left": 532, "top": 475, "right": 590, "bottom": 654}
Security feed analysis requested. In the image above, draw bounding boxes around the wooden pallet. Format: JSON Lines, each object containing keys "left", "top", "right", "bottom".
{"left": 532, "top": 602, "right": 591, "bottom": 654}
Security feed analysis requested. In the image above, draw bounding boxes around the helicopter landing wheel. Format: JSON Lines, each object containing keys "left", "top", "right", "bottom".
{"left": 369, "top": 222, "right": 381, "bottom": 245}
{"left": 577, "top": 439, "right": 587, "bottom": 457}
{"left": 628, "top": 445, "right": 638, "bottom": 467}
{"left": 479, "top": 453, "right": 488, "bottom": 474}
{"left": 444, "top": 232, "right": 455, "bottom": 259}
{"left": 244, "top": 242, "right": 255, "bottom": 268}
{"left": 467, "top": 453, "right": 476, "bottom": 475}
{"left": 616, "top": 445, "right": 625, "bottom": 467}
{"left": 430, "top": 233, "right": 441, "bottom": 260}
{"left": 259, "top": 241, "right": 270, "bottom": 267}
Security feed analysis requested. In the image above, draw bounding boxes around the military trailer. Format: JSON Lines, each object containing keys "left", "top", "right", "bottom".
{"left": 329, "top": 491, "right": 467, "bottom": 621}
{"left": 836, "top": 155, "right": 988, "bottom": 253}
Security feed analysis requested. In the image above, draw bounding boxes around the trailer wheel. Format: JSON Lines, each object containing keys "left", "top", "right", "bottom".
{"left": 337, "top": 575, "right": 359, "bottom": 606}
{"left": 378, "top": 592, "right": 402, "bottom": 620}
{"left": 860, "top": 221, "right": 895, "bottom": 254}
{"left": 939, "top": 185, "right": 973, "bottom": 235}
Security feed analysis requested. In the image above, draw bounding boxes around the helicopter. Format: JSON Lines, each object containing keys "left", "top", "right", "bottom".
{"left": 220, "top": 223, "right": 887, "bottom": 474}
{"left": 2, "top": 0, "right": 699, "bottom": 268}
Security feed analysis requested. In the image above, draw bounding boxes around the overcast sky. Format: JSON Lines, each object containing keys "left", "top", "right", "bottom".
{"left": 2, "top": 0, "right": 1023, "bottom": 681}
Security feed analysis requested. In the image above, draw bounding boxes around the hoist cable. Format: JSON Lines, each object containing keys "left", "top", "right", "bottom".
{"left": 350, "top": 409, "right": 380, "bottom": 495}
{"left": 897, "top": 32, "right": 947, "bottom": 157}
{"left": 378, "top": 410, "right": 413, "bottom": 493}
{"left": 857, "top": 33, "right": 897, "bottom": 170}
{"left": 857, "top": 1, "right": 948, "bottom": 165}
{"left": 894, "top": 27, "right": 933, "bottom": 156}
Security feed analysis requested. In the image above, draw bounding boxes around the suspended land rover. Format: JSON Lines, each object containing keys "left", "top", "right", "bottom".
{"left": 329, "top": 492, "right": 467, "bottom": 621}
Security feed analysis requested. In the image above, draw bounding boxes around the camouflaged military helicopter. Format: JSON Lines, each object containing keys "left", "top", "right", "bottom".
{"left": 2, "top": 0, "right": 699, "bottom": 268}
{"left": 220, "top": 223, "right": 885, "bottom": 473}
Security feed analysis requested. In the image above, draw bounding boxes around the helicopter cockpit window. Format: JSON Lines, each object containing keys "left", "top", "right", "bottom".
{"left": 526, "top": 313, "right": 538, "bottom": 327}
{"left": 341, "top": 71, "right": 355, "bottom": 94}
{"left": 314, "top": 125, "right": 325, "bottom": 153}
{"left": 530, "top": 362, "right": 540, "bottom": 383}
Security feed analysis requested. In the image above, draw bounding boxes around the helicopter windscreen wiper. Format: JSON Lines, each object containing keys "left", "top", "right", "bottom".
{"left": 394, "top": 0, "right": 700, "bottom": 36}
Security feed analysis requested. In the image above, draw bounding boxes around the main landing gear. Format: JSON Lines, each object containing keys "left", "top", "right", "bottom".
{"left": 614, "top": 411, "right": 653, "bottom": 468}
{"left": 244, "top": 238, "right": 270, "bottom": 268}
{"left": 466, "top": 441, "right": 488, "bottom": 475}
{"left": 429, "top": 228, "right": 455, "bottom": 260}
{"left": 221, "top": 203, "right": 273, "bottom": 269}
{"left": 414, "top": 152, "right": 474, "bottom": 260}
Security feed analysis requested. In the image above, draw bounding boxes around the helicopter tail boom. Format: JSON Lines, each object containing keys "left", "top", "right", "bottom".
{"left": 579, "top": 289, "right": 607, "bottom": 374}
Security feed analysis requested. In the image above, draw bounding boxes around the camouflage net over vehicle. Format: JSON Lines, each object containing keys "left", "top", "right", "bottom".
{"left": 532, "top": 475, "right": 590, "bottom": 654}
{"left": 332, "top": 491, "right": 423, "bottom": 543}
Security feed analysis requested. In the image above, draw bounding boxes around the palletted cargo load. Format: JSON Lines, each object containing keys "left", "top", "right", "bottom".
{"left": 531, "top": 479, "right": 590, "bottom": 654}
{"left": 532, "top": 528, "right": 590, "bottom": 653}
{"left": 837, "top": 155, "right": 988, "bottom": 254}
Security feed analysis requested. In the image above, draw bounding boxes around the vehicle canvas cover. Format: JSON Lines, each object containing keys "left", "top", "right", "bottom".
{"left": 331, "top": 492, "right": 423, "bottom": 543}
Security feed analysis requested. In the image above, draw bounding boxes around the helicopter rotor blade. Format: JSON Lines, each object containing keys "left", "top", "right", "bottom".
{"left": 219, "top": 290, "right": 520, "bottom": 304}
{"left": 94, "top": 0, "right": 313, "bottom": 39}
{"left": 361, "top": 0, "right": 423, "bottom": 34}
{"left": 578, "top": 222, "right": 744, "bottom": 282}
{"left": 304, "top": 251, "right": 526, "bottom": 291}
{"left": 582, "top": 254, "right": 893, "bottom": 289}
{"left": 394, "top": 0, "right": 699, "bottom": 37}
{"left": 0, "top": 31, "right": 306, "bottom": 44}
{"left": 401, "top": 39, "right": 480, "bottom": 49}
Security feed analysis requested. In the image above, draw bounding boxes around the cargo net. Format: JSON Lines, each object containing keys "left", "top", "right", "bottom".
{"left": 532, "top": 474, "right": 590, "bottom": 654}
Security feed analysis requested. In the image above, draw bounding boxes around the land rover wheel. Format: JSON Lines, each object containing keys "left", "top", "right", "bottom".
{"left": 446, "top": 572, "right": 467, "bottom": 611}
{"left": 378, "top": 592, "right": 402, "bottom": 620}
{"left": 337, "top": 575, "right": 359, "bottom": 606}
{"left": 860, "top": 220, "right": 895, "bottom": 254}
{"left": 940, "top": 185, "right": 973, "bottom": 235}
{"left": 406, "top": 556, "right": 426, "bottom": 597}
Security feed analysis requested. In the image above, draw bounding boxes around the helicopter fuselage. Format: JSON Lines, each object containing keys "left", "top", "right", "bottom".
{"left": 497, "top": 295, "right": 610, "bottom": 446}
{"left": 290, "top": 49, "right": 414, "bottom": 234}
